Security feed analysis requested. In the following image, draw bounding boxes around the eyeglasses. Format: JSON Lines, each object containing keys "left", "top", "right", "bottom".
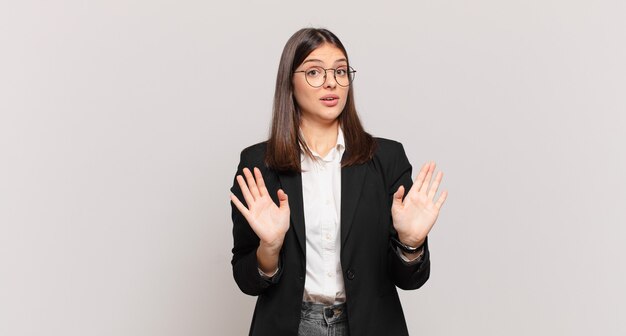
{"left": 294, "top": 66, "right": 356, "bottom": 88}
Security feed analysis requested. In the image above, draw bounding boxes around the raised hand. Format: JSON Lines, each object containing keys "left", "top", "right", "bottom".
{"left": 231, "top": 167, "right": 290, "bottom": 253}
{"left": 391, "top": 162, "right": 448, "bottom": 247}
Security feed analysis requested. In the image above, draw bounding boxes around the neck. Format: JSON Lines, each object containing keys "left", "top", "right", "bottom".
{"left": 300, "top": 118, "right": 340, "bottom": 157}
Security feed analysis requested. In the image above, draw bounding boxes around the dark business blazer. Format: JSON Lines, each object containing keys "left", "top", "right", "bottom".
{"left": 230, "top": 137, "right": 431, "bottom": 336}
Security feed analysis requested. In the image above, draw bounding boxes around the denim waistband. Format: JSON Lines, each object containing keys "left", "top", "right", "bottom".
{"left": 301, "top": 301, "right": 347, "bottom": 325}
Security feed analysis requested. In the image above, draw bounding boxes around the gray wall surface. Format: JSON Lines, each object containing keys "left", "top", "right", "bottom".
{"left": 1, "top": 1, "right": 624, "bottom": 335}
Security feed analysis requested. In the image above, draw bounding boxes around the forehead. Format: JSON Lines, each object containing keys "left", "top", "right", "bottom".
{"left": 303, "top": 43, "right": 347, "bottom": 63}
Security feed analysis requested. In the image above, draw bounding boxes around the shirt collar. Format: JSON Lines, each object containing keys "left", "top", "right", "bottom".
{"left": 299, "top": 126, "right": 346, "bottom": 162}
{"left": 336, "top": 126, "right": 346, "bottom": 153}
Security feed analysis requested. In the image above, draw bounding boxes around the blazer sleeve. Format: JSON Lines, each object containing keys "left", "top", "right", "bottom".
{"left": 230, "top": 145, "right": 284, "bottom": 296}
{"left": 378, "top": 139, "right": 431, "bottom": 290}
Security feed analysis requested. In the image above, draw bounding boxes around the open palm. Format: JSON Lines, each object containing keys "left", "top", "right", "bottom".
{"left": 231, "top": 167, "right": 290, "bottom": 250}
{"left": 391, "top": 162, "right": 448, "bottom": 246}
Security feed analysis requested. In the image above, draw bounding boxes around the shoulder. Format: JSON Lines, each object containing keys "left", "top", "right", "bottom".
{"left": 365, "top": 137, "right": 414, "bottom": 192}
{"left": 373, "top": 137, "right": 404, "bottom": 150}
{"left": 240, "top": 141, "right": 267, "bottom": 157}
{"left": 372, "top": 137, "right": 409, "bottom": 163}
{"left": 237, "top": 141, "right": 268, "bottom": 168}
{"left": 370, "top": 137, "right": 412, "bottom": 185}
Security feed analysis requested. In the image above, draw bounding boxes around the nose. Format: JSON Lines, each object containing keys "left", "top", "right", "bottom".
{"left": 323, "top": 69, "right": 338, "bottom": 89}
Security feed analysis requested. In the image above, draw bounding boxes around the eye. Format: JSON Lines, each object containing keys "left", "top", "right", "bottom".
{"left": 306, "top": 67, "right": 323, "bottom": 77}
{"left": 335, "top": 67, "right": 348, "bottom": 76}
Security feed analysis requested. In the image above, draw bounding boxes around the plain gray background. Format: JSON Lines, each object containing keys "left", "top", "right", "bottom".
{"left": 1, "top": 1, "right": 625, "bottom": 335}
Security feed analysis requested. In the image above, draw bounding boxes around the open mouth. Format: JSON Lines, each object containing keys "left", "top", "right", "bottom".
{"left": 320, "top": 96, "right": 340, "bottom": 107}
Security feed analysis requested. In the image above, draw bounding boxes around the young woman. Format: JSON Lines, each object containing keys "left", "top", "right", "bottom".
{"left": 229, "top": 28, "right": 448, "bottom": 336}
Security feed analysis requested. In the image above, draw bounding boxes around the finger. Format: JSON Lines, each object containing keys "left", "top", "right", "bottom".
{"left": 393, "top": 185, "right": 405, "bottom": 207}
{"left": 254, "top": 167, "right": 267, "bottom": 197}
{"left": 412, "top": 162, "right": 430, "bottom": 193}
{"left": 230, "top": 193, "right": 251, "bottom": 219}
{"left": 421, "top": 162, "right": 435, "bottom": 194}
{"left": 277, "top": 189, "right": 289, "bottom": 209}
{"left": 427, "top": 171, "right": 443, "bottom": 201}
{"left": 243, "top": 167, "right": 260, "bottom": 200}
{"left": 236, "top": 175, "right": 255, "bottom": 207}
{"left": 232, "top": 193, "right": 262, "bottom": 234}
{"left": 434, "top": 190, "right": 448, "bottom": 210}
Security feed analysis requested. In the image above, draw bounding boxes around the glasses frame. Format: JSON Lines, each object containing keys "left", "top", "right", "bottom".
{"left": 293, "top": 66, "right": 357, "bottom": 88}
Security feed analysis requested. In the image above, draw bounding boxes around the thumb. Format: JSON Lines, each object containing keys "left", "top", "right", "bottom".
{"left": 277, "top": 189, "right": 289, "bottom": 209}
{"left": 393, "top": 185, "right": 405, "bottom": 206}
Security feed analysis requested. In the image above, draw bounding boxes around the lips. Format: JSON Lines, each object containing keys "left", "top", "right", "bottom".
{"left": 320, "top": 94, "right": 339, "bottom": 101}
{"left": 320, "top": 94, "right": 340, "bottom": 107}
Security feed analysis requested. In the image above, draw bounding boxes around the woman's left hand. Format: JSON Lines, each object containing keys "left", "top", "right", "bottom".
{"left": 391, "top": 161, "right": 448, "bottom": 247}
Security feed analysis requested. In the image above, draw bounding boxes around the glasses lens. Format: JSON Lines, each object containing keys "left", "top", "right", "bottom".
{"left": 305, "top": 66, "right": 325, "bottom": 87}
{"left": 335, "top": 67, "right": 354, "bottom": 87}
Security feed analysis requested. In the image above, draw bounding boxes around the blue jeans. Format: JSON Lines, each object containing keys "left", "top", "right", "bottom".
{"left": 298, "top": 302, "right": 350, "bottom": 336}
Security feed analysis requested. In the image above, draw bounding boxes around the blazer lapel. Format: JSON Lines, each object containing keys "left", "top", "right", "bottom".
{"left": 278, "top": 172, "right": 306, "bottom": 256}
{"left": 341, "top": 163, "right": 367, "bottom": 247}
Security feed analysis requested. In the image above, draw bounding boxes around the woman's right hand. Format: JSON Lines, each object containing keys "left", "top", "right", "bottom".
{"left": 230, "top": 167, "right": 290, "bottom": 254}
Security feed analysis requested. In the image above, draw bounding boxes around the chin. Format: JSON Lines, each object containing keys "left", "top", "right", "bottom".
{"left": 302, "top": 105, "right": 344, "bottom": 124}
{"left": 322, "top": 109, "right": 343, "bottom": 122}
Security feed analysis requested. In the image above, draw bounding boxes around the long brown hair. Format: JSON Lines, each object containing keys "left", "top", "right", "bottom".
{"left": 265, "top": 28, "right": 376, "bottom": 173}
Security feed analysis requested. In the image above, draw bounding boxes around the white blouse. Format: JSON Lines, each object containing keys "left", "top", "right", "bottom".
{"left": 299, "top": 127, "right": 346, "bottom": 304}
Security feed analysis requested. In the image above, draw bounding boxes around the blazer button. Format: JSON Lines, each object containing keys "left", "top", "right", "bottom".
{"left": 346, "top": 269, "right": 355, "bottom": 280}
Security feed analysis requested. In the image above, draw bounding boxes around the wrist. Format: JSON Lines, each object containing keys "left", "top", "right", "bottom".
{"left": 258, "top": 241, "right": 282, "bottom": 256}
{"left": 256, "top": 244, "right": 280, "bottom": 275}
{"left": 397, "top": 234, "right": 425, "bottom": 249}
{"left": 391, "top": 235, "right": 425, "bottom": 255}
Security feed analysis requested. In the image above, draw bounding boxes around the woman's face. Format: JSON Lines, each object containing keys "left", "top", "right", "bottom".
{"left": 292, "top": 43, "right": 349, "bottom": 125}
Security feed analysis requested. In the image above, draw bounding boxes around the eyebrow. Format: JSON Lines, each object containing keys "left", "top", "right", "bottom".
{"left": 301, "top": 58, "right": 348, "bottom": 65}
